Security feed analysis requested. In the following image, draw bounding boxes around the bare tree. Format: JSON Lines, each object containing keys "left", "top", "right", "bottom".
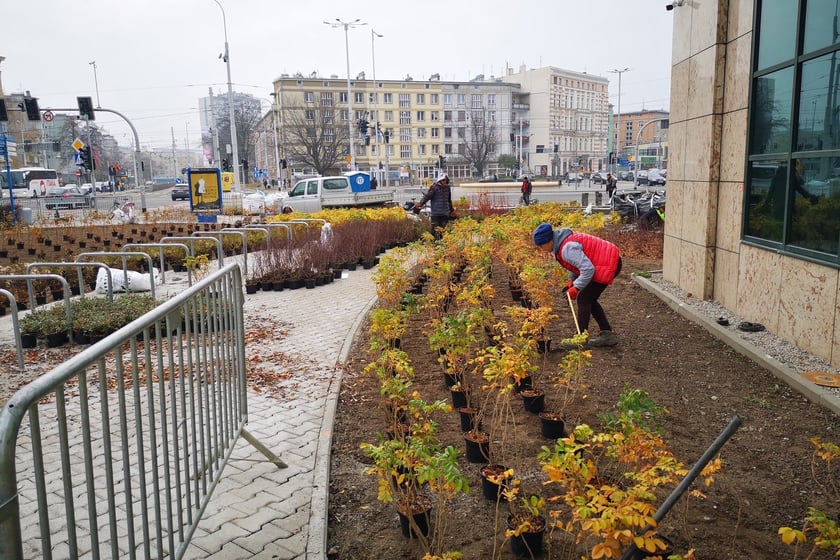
{"left": 463, "top": 110, "right": 497, "bottom": 177}
{"left": 282, "top": 105, "right": 351, "bottom": 175}
{"left": 215, "top": 101, "right": 263, "bottom": 183}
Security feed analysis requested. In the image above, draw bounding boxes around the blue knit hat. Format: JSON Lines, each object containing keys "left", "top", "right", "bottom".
{"left": 532, "top": 223, "right": 553, "bottom": 246}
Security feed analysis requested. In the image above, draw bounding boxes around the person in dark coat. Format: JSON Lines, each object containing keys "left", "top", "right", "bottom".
{"left": 605, "top": 173, "right": 617, "bottom": 199}
{"left": 532, "top": 223, "right": 623, "bottom": 347}
{"left": 521, "top": 176, "right": 533, "bottom": 205}
{"left": 415, "top": 173, "right": 455, "bottom": 239}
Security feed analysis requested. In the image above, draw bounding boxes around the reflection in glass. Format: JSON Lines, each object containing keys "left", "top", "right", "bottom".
{"left": 757, "top": 1, "right": 797, "bottom": 70}
{"left": 789, "top": 157, "right": 840, "bottom": 254}
{"left": 750, "top": 68, "right": 794, "bottom": 155}
{"left": 797, "top": 54, "right": 840, "bottom": 151}
{"left": 745, "top": 160, "right": 787, "bottom": 242}
{"left": 804, "top": 0, "right": 840, "bottom": 53}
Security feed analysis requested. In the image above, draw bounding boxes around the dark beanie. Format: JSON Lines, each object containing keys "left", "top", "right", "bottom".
{"left": 532, "top": 223, "right": 553, "bottom": 246}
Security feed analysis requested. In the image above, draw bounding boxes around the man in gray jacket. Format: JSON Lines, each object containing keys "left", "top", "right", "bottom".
{"left": 415, "top": 173, "right": 455, "bottom": 239}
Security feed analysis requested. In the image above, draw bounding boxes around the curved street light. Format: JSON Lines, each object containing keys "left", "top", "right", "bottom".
{"left": 324, "top": 18, "right": 367, "bottom": 171}
{"left": 211, "top": 0, "right": 241, "bottom": 190}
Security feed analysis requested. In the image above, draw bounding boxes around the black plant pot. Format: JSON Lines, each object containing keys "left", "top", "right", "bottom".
{"left": 305, "top": 278, "right": 317, "bottom": 289}
{"left": 539, "top": 412, "right": 566, "bottom": 439}
{"left": 346, "top": 262, "right": 357, "bottom": 271}
{"left": 521, "top": 389, "right": 546, "bottom": 414}
{"left": 45, "top": 332, "right": 69, "bottom": 348}
{"left": 457, "top": 406, "right": 480, "bottom": 432}
{"left": 464, "top": 431, "right": 490, "bottom": 463}
{"left": 480, "top": 464, "right": 509, "bottom": 501}
{"left": 507, "top": 514, "right": 546, "bottom": 558}
{"left": 512, "top": 375, "right": 533, "bottom": 394}
{"left": 536, "top": 339, "right": 551, "bottom": 354}
{"left": 443, "top": 371, "right": 462, "bottom": 388}
{"left": 397, "top": 498, "right": 432, "bottom": 539}
{"left": 20, "top": 333, "right": 37, "bottom": 348}
{"left": 450, "top": 387, "right": 469, "bottom": 409}
{"left": 73, "top": 331, "right": 91, "bottom": 345}
{"left": 245, "top": 283, "right": 258, "bottom": 294}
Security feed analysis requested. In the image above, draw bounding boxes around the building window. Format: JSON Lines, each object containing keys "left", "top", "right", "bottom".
{"left": 458, "top": 111, "right": 466, "bottom": 122}
{"left": 488, "top": 94, "right": 496, "bottom": 105}
{"left": 419, "top": 145, "right": 426, "bottom": 155}
{"left": 401, "top": 145, "right": 411, "bottom": 159}
{"left": 399, "top": 93, "right": 410, "bottom": 108}
{"left": 305, "top": 110, "right": 315, "bottom": 121}
{"left": 384, "top": 93, "right": 393, "bottom": 104}
{"left": 431, "top": 128, "right": 439, "bottom": 137}
{"left": 305, "top": 92, "right": 314, "bottom": 103}
{"left": 744, "top": 0, "right": 840, "bottom": 263}
{"left": 444, "top": 127, "right": 452, "bottom": 138}
{"left": 400, "top": 128, "right": 411, "bottom": 142}
{"left": 385, "top": 110, "right": 393, "bottom": 121}
{"left": 417, "top": 111, "right": 425, "bottom": 122}
{"left": 432, "top": 145, "right": 439, "bottom": 154}
{"left": 417, "top": 93, "right": 425, "bottom": 104}
{"left": 431, "top": 94, "right": 439, "bottom": 104}
{"left": 417, "top": 128, "right": 426, "bottom": 138}
{"left": 471, "top": 94, "right": 482, "bottom": 109}
{"left": 457, "top": 93, "right": 466, "bottom": 105}
{"left": 400, "top": 111, "right": 411, "bottom": 125}
{"left": 340, "top": 92, "right": 348, "bottom": 103}
{"left": 431, "top": 111, "right": 440, "bottom": 121}
{"left": 355, "top": 92, "right": 364, "bottom": 104}
{"left": 443, "top": 93, "right": 452, "bottom": 105}
{"left": 321, "top": 92, "right": 333, "bottom": 107}
{"left": 444, "top": 110, "right": 452, "bottom": 121}
{"left": 369, "top": 92, "right": 377, "bottom": 104}
{"left": 445, "top": 144, "right": 453, "bottom": 154}
{"left": 341, "top": 109, "right": 349, "bottom": 122}
{"left": 457, "top": 127, "right": 466, "bottom": 139}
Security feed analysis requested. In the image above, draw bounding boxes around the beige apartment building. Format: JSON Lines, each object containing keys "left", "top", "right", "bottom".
{"left": 667, "top": 1, "right": 840, "bottom": 366}
{"left": 613, "top": 109, "right": 670, "bottom": 171}
{"left": 270, "top": 65, "right": 612, "bottom": 183}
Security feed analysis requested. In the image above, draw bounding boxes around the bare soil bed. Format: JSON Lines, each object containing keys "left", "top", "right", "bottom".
{"left": 328, "top": 233, "right": 840, "bottom": 559}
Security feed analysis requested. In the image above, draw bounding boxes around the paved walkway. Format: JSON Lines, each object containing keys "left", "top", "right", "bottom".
{"left": 182, "top": 266, "right": 378, "bottom": 560}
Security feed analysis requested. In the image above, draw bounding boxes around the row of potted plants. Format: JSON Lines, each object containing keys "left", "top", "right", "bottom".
{"left": 359, "top": 207, "right": 729, "bottom": 559}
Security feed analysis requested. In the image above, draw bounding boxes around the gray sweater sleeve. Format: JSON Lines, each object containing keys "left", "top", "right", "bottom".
{"left": 560, "top": 241, "right": 594, "bottom": 289}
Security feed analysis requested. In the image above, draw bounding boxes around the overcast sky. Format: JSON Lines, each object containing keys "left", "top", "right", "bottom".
{"left": 2, "top": 0, "right": 675, "bottom": 151}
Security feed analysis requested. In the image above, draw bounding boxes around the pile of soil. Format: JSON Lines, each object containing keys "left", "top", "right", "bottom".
{"left": 328, "top": 237, "right": 839, "bottom": 558}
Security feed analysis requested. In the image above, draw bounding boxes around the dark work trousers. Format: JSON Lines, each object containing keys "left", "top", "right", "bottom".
{"left": 574, "top": 257, "right": 622, "bottom": 333}
{"left": 430, "top": 215, "right": 450, "bottom": 239}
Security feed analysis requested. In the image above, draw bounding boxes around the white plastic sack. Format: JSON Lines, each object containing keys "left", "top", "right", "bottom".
{"left": 96, "top": 267, "right": 162, "bottom": 294}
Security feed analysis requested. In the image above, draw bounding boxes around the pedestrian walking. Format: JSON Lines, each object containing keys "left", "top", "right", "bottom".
{"left": 532, "top": 223, "right": 623, "bottom": 347}
{"left": 521, "top": 175, "right": 533, "bottom": 205}
{"left": 415, "top": 173, "right": 455, "bottom": 239}
{"left": 605, "top": 173, "right": 617, "bottom": 199}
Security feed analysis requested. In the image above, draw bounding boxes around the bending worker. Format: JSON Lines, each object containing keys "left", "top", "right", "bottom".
{"left": 532, "top": 223, "right": 622, "bottom": 347}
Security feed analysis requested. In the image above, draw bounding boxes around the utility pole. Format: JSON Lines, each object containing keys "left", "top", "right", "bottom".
{"left": 609, "top": 67, "right": 630, "bottom": 174}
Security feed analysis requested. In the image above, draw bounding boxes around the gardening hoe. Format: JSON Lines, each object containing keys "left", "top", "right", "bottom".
{"left": 566, "top": 290, "right": 581, "bottom": 335}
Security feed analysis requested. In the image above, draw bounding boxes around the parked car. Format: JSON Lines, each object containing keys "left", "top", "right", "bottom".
{"left": 566, "top": 173, "right": 583, "bottom": 184}
{"left": 636, "top": 170, "right": 649, "bottom": 186}
{"left": 171, "top": 184, "right": 190, "bottom": 201}
{"left": 44, "top": 187, "right": 94, "bottom": 210}
{"left": 618, "top": 170, "right": 634, "bottom": 182}
{"left": 78, "top": 183, "right": 94, "bottom": 194}
{"left": 646, "top": 169, "right": 666, "bottom": 186}
{"left": 592, "top": 172, "right": 607, "bottom": 184}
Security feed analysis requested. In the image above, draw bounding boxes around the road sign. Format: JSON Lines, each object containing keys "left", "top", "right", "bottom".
{"left": 72, "top": 138, "right": 84, "bottom": 152}
{"left": 43, "top": 110, "right": 54, "bottom": 122}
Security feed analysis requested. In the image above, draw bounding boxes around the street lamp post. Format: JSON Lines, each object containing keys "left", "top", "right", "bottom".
{"left": 211, "top": 0, "right": 241, "bottom": 191}
{"left": 635, "top": 118, "right": 663, "bottom": 190}
{"left": 89, "top": 61, "right": 101, "bottom": 108}
{"left": 371, "top": 28, "right": 383, "bottom": 185}
{"left": 609, "top": 67, "right": 630, "bottom": 173}
{"left": 324, "top": 18, "right": 366, "bottom": 172}
{"left": 269, "top": 95, "right": 281, "bottom": 186}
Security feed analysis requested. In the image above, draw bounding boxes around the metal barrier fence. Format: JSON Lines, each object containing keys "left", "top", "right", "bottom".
{"left": 9, "top": 193, "right": 137, "bottom": 223}
{"left": 0, "top": 262, "right": 255, "bottom": 559}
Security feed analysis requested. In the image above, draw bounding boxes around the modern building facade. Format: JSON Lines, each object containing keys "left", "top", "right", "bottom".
{"left": 667, "top": 0, "right": 840, "bottom": 366}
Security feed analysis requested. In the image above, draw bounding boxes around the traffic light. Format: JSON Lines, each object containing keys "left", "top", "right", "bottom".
{"left": 438, "top": 155, "right": 446, "bottom": 168}
{"left": 359, "top": 119, "right": 369, "bottom": 135}
{"left": 222, "top": 159, "right": 231, "bottom": 171}
{"left": 77, "top": 96, "right": 95, "bottom": 120}
{"left": 23, "top": 98, "right": 40, "bottom": 121}
{"left": 83, "top": 146, "right": 95, "bottom": 170}
{"left": 383, "top": 130, "right": 390, "bottom": 144}
{"left": 0, "top": 99, "right": 7, "bottom": 122}
{"left": 281, "top": 159, "right": 287, "bottom": 169}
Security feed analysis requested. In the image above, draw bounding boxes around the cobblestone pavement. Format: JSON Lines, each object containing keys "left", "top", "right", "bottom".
{"left": 183, "top": 267, "right": 378, "bottom": 560}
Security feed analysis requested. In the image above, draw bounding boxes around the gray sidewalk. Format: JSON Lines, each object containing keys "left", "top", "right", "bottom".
{"left": 182, "top": 266, "right": 378, "bottom": 560}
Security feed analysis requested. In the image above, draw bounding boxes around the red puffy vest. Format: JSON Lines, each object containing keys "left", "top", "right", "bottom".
{"left": 556, "top": 232, "right": 621, "bottom": 285}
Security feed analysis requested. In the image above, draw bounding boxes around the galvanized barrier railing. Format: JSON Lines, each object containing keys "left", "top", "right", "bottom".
{"left": 0, "top": 262, "right": 284, "bottom": 559}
